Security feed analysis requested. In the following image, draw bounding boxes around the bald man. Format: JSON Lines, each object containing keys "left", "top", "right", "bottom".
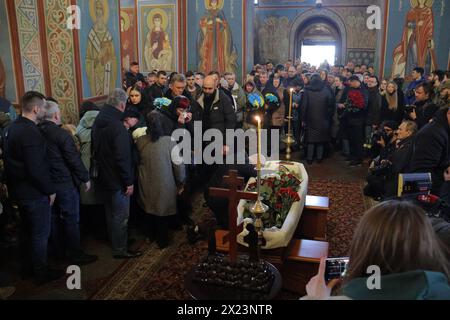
{"left": 196, "top": 75, "right": 236, "bottom": 154}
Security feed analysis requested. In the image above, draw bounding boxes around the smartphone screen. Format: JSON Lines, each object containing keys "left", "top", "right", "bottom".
{"left": 325, "top": 257, "right": 349, "bottom": 282}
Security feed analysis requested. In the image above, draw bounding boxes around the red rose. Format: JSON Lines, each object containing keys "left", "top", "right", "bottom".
{"left": 347, "top": 90, "right": 365, "bottom": 109}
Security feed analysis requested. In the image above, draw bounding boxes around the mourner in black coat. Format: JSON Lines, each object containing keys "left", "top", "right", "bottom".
{"left": 410, "top": 108, "right": 450, "bottom": 194}
{"left": 301, "top": 74, "right": 335, "bottom": 163}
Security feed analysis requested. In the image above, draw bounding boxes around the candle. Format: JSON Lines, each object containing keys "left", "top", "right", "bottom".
{"left": 288, "top": 88, "right": 294, "bottom": 136}
{"left": 289, "top": 88, "right": 294, "bottom": 118}
{"left": 256, "top": 116, "right": 261, "bottom": 171}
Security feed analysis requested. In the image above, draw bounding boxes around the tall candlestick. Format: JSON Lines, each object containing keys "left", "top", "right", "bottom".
{"left": 288, "top": 88, "right": 294, "bottom": 137}
{"left": 256, "top": 116, "right": 261, "bottom": 171}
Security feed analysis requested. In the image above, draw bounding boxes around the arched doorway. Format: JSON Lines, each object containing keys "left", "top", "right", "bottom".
{"left": 289, "top": 8, "right": 347, "bottom": 66}
{"left": 296, "top": 18, "right": 341, "bottom": 67}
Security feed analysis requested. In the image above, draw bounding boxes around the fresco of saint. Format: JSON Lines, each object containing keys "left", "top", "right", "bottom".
{"left": 144, "top": 9, "right": 173, "bottom": 72}
{"left": 392, "top": 0, "right": 437, "bottom": 78}
{"left": 86, "top": 0, "right": 118, "bottom": 97}
{"left": 197, "top": 0, "right": 238, "bottom": 75}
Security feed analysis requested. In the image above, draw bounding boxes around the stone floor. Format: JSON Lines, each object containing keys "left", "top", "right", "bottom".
{"left": 0, "top": 151, "right": 368, "bottom": 300}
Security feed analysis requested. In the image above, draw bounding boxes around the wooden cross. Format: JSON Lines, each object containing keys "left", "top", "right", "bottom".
{"left": 209, "top": 170, "right": 258, "bottom": 263}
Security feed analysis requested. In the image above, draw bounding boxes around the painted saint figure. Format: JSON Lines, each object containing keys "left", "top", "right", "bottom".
{"left": 144, "top": 10, "right": 173, "bottom": 72}
{"left": 392, "top": 0, "right": 437, "bottom": 78}
{"left": 197, "top": 0, "right": 238, "bottom": 75}
{"left": 86, "top": 0, "right": 118, "bottom": 97}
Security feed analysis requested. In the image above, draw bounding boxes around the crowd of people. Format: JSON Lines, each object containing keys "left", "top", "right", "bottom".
{"left": 0, "top": 57, "right": 449, "bottom": 299}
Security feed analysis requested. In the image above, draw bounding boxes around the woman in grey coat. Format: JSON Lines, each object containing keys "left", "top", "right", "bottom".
{"left": 76, "top": 110, "right": 102, "bottom": 205}
{"left": 136, "top": 111, "right": 185, "bottom": 248}
{"left": 301, "top": 74, "right": 335, "bottom": 164}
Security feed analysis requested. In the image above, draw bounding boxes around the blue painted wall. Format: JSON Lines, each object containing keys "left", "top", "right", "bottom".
{"left": 383, "top": 0, "right": 450, "bottom": 77}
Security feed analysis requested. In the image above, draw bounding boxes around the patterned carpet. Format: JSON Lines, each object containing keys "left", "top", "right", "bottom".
{"left": 91, "top": 179, "right": 368, "bottom": 300}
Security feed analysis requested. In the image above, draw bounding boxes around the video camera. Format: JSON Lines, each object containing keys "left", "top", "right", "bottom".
{"left": 404, "top": 105, "right": 416, "bottom": 115}
{"left": 397, "top": 173, "right": 432, "bottom": 198}
{"left": 397, "top": 173, "right": 450, "bottom": 233}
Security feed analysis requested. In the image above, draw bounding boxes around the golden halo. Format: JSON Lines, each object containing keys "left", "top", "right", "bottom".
{"left": 89, "top": 0, "right": 109, "bottom": 24}
{"left": 410, "top": 0, "right": 434, "bottom": 8}
{"left": 147, "top": 8, "right": 169, "bottom": 31}
{"left": 205, "top": 0, "right": 224, "bottom": 10}
{"left": 121, "top": 11, "right": 131, "bottom": 31}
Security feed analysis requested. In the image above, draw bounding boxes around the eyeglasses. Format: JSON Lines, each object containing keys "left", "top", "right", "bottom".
{"left": 203, "top": 87, "right": 214, "bottom": 90}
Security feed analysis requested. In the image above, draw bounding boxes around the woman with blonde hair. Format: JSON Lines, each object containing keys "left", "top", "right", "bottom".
{"left": 304, "top": 200, "right": 450, "bottom": 300}
{"left": 380, "top": 81, "right": 405, "bottom": 124}
{"left": 379, "top": 79, "right": 388, "bottom": 96}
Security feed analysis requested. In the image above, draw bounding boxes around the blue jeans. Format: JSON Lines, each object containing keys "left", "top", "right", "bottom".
{"left": 104, "top": 190, "right": 130, "bottom": 256}
{"left": 18, "top": 197, "right": 51, "bottom": 275}
{"left": 51, "top": 188, "right": 81, "bottom": 257}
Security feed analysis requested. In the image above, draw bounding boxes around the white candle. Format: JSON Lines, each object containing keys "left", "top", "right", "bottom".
{"left": 256, "top": 116, "right": 261, "bottom": 171}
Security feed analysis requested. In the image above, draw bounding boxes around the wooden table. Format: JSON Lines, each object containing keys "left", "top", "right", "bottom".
{"left": 184, "top": 260, "right": 282, "bottom": 300}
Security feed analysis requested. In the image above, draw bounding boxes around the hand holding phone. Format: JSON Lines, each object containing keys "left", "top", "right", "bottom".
{"left": 324, "top": 257, "right": 349, "bottom": 282}
{"left": 306, "top": 257, "right": 341, "bottom": 300}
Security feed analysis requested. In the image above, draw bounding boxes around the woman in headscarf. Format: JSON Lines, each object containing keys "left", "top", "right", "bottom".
{"left": 126, "top": 85, "right": 152, "bottom": 127}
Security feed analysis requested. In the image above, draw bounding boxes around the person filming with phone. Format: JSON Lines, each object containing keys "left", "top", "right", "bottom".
{"left": 302, "top": 201, "right": 450, "bottom": 300}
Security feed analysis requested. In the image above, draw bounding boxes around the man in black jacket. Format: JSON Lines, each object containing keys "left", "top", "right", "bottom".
{"left": 124, "top": 62, "right": 145, "bottom": 90}
{"left": 92, "top": 89, "right": 142, "bottom": 259}
{"left": 411, "top": 107, "right": 450, "bottom": 195}
{"left": 365, "top": 75, "right": 382, "bottom": 154}
{"left": 38, "top": 101, "right": 97, "bottom": 265}
{"left": 195, "top": 76, "right": 237, "bottom": 181}
{"left": 257, "top": 71, "right": 278, "bottom": 98}
{"left": 406, "top": 82, "right": 439, "bottom": 129}
{"left": 3, "top": 92, "right": 61, "bottom": 285}
{"left": 143, "top": 70, "right": 167, "bottom": 102}
{"left": 339, "top": 75, "right": 369, "bottom": 166}
{"left": 196, "top": 76, "right": 236, "bottom": 150}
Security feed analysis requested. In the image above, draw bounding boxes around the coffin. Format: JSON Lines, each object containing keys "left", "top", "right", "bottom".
{"left": 237, "top": 161, "right": 309, "bottom": 250}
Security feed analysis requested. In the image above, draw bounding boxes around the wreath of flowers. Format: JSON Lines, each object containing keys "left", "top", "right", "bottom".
{"left": 243, "top": 166, "right": 302, "bottom": 229}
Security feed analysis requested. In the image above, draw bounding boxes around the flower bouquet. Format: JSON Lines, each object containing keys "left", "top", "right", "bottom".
{"left": 243, "top": 166, "right": 302, "bottom": 229}
{"left": 344, "top": 90, "right": 366, "bottom": 113}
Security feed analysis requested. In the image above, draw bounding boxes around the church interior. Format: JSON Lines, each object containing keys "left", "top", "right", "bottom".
{"left": 0, "top": 0, "right": 450, "bottom": 301}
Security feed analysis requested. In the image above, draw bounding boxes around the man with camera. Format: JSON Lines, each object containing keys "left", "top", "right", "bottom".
{"left": 364, "top": 121, "right": 398, "bottom": 200}
{"left": 383, "top": 121, "right": 418, "bottom": 197}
